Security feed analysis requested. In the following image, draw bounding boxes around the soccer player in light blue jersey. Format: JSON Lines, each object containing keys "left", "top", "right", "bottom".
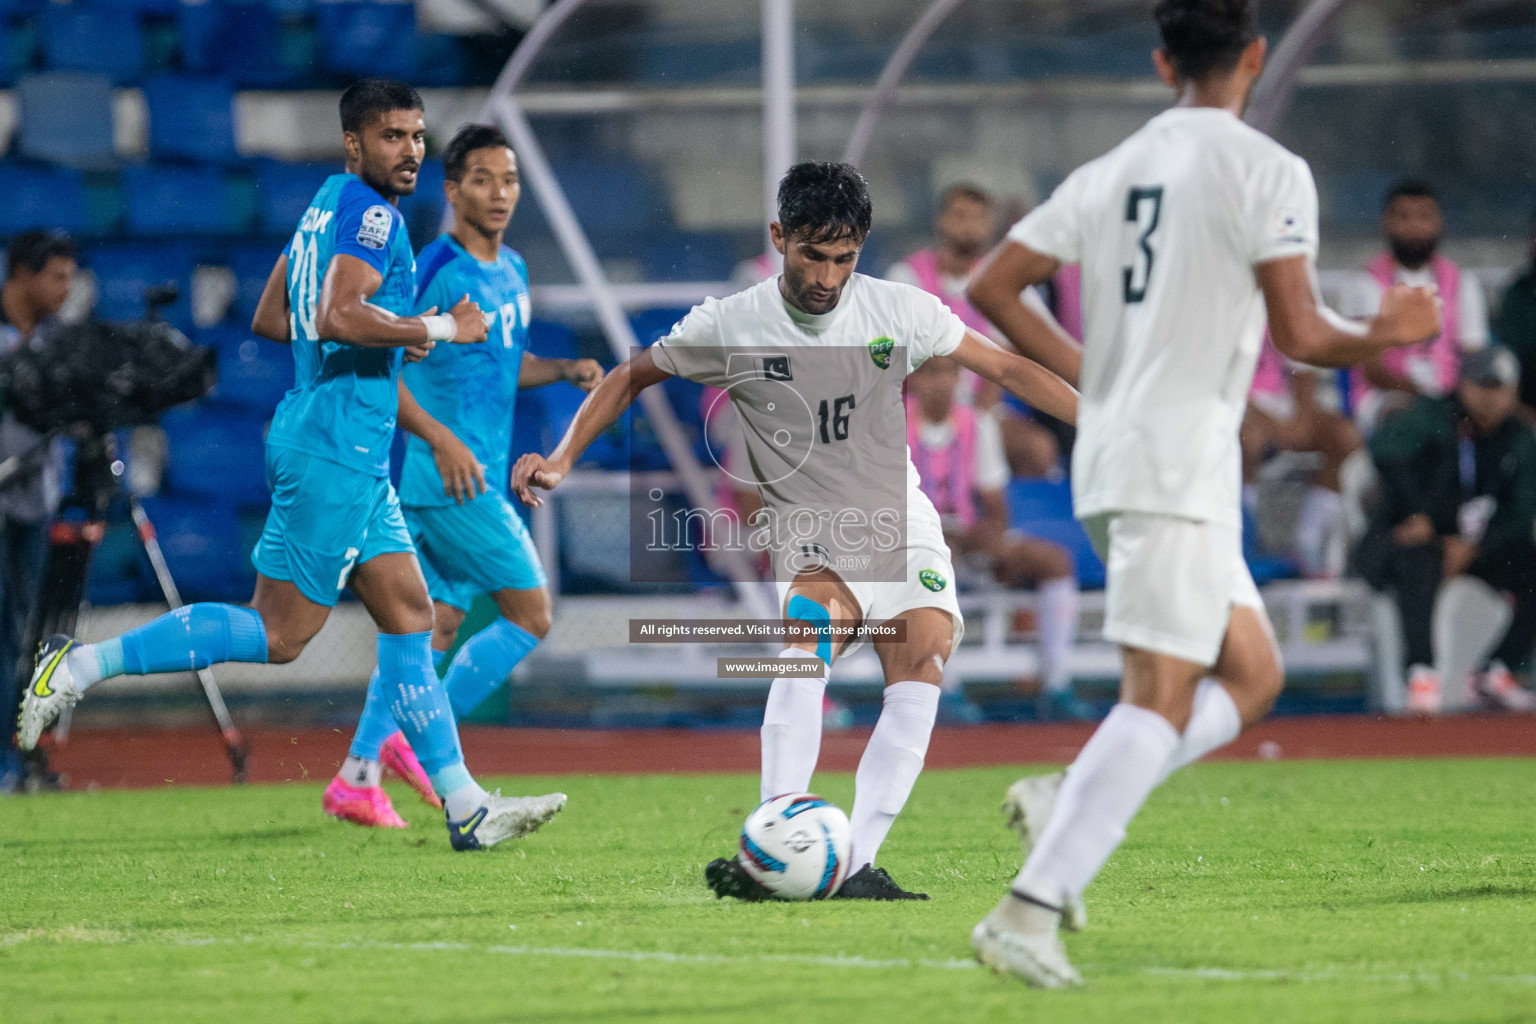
{"left": 340, "top": 125, "right": 602, "bottom": 813}
{"left": 17, "top": 80, "right": 565, "bottom": 850}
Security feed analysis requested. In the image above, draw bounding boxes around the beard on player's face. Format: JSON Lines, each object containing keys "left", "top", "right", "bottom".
{"left": 779, "top": 232, "right": 862, "bottom": 315}
{"left": 1388, "top": 233, "right": 1439, "bottom": 271}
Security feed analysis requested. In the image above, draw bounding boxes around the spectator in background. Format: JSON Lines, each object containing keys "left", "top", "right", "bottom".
{"left": 887, "top": 184, "right": 1065, "bottom": 478}
{"left": 1491, "top": 207, "right": 1536, "bottom": 423}
{"left": 1342, "top": 180, "right": 1489, "bottom": 432}
{"left": 1358, "top": 347, "right": 1536, "bottom": 715}
{"left": 1241, "top": 333, "right": 1363, "bottom": 576}
{"left": 906, "top": 357, "right": 1091, "bottom": 720}
{"left": 0, "top": 230, "right": 76, "bottom": 782}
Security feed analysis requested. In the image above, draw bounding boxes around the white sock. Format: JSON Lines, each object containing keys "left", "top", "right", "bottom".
{"left": 340, "top": 755, "right": 382, "bottom": 788}
{"left": 760, "top": 649, "right": 827, "bottom": 802}
{"left": 67, "top": 645, "right": 105, "bottom": 690}
{"left": 443, "top": 781, "right": 490, "bottom": 821}
{"left": 1014, "top": 703, "right": 1179, "bottom": 907}
{"left": 849, "top": 680, "right": 940, "bottom": 872}
{"left": 1155, "top": 679, "right": 1242, "bottom": 785}
{"left": 1036, "top": 576, "right": 1079, "bottom": 694}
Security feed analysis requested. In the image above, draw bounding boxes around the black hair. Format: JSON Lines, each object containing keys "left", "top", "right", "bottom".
{"left": 443, "top": 124, "right": 514, "bottom": 182}
{"left": 1154, "top": 0, "right": 1259, "bottom": 81}
{"left": 1383, "top": 178, "right": 1439, "bottom": 210}
{"left": 939, "top": 182, "right": 993, "bottom": 212}
{"left": 339, "top": 77, "right": 423, "bottom": 135}
{"left": 7, "top": 230, "right": 75, "bottom": 279}
{"left": 777, "top": 162, "right": 872, "bottom": 245}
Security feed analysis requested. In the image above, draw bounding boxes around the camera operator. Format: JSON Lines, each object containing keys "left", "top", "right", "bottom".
{"left": 0, "top": 230, "right": 77, "bottom": 776}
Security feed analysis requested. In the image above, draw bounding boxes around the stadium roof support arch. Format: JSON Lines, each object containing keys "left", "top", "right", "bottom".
{"left": 469, "top": 0, "right": 1352, "bottom": 609}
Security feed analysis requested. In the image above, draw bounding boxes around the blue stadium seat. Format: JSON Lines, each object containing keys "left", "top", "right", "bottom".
{"left": 641, "top": 232, "right": 737, "bottom": 282}
{"left": 144, "top": 75, "right": 238, "bottom": 164}
{"left": 549, "top": 159, "right": 670, "bottom": 237}
{"left": 1006, "top": 478, "right": 1106, "bottom": 589}
{"left": 0, "top": 164, "right": 90, "bottom": 235}
{"left": 203, "top": 327, "right": 293, "bottom": 414}
{"left": 526, "top": 319, "right": 578, "bottom": 361}
{"left": 90, "top": 0, "right": 179, "bottom": 14}
{"left": 138, "top": 496, "right": 253, "bottom": 602}
{"left": 316, "top": 0, "right": 416, "bottom": 79}
{"left": 179, "top": 1, "right": 294, "bottom": 88}
{"left": 226, "top": 244, "right": 285, "bottom": 326}
{"left": 122, "top": 164, "right": 241, "bottom": 236}
{"left": 89, "top": 242, "right": 196, "bottom": 326}
{"left": 41, "top": 6, "right": 143, "bottom": 83}
{"left": 396, "top": 158, "right": 444, "bottom": 243}
{"left": 253, "top": 159, "right": 335, "bottom": 235}
{"left": 16, "top": 73, "right": 115, "bottom": 169}
{"left": 161, "top": 406, "right": 270, "bottom": 506}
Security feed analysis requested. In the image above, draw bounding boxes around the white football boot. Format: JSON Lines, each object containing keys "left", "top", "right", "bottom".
{"left": 1002, "top": 772, "right": 1087, "bottom": 932}
{"left": 17, "top": 636, "right": 83, "bottom": 751}
{"left": 447, "top": 790, "right": 567, "bottom": 850}
{"left": 972, "top": 894, "right": 1082, "bottom": 989}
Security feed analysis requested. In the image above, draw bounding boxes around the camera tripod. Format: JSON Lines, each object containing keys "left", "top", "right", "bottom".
{"left": 10, "top": 433, "right": 247, "bottom": 785}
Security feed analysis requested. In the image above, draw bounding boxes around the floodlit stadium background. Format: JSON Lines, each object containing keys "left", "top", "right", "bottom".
{"left": 17, "top": 0, "right": 1536, "bottom": 729}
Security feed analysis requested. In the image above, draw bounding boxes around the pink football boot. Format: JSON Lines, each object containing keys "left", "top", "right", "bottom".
{"left": 380, "top": 731, "right": 443, "bottom": 809}
{"left": 323, "top": 776, "right": 408, "bottom": 828}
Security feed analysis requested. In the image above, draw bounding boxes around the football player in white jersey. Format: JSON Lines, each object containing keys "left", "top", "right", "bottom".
{"left": 513, "top": 162, "right": 1078, "bottom": 900}
{"left": 963, "top": 0, "right": 1441, "bottom": 986}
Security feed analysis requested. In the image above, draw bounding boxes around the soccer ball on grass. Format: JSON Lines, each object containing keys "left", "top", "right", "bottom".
{"left": 737, "top": 793, "right": 851, "bottom": 900}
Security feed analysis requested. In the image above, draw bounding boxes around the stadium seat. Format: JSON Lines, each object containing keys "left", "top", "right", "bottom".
{"left": 179, "top": 1, "right": 296, "bottom": 89}
{"left": 122, "top": 164, "right": 242, "bottom": 236}
{"left": 15, "top": 72, "right": 115, "bottom": 169}
{"left": 137, "top": 496, "right": 253, "bottom": 602}
{"left": 41, "top": 6, "right": 144, "bottom": 83}
{"left": 640, "top": 233, "right": 737, "bottom": 282}
{"left": 226, "top": 244, "right": 285, "bottom": 325}
{"left": 89, "top": 242, "right": 197, "bottom": 326}
{"left": 548, "top": 158, "right": 671, "bottom": 237}
{"left": 253, "top": 159, "right": 336, "bottom": 236}
{"left": 1006, "top": 478, "right": 1106, "bottom": 589}
{"left": 204, "top": 328, "right": 293, "bottom": 415}
{"left": 143, "top": 75, "right": 238, "bottom": 164}
{"left": 396, "top": 158, "right": 445, "bottom": 243}
{"left": 161, "top": 406, "right": 271, "bottom": 506}
{"left": 0, "top": 164, "right": 90, "bottom": 236}
{"left": 316, "top": 0, "right": 416, "bottom": 79}
{"left": 526, "top": 319, "right": 578, "bottom": 362}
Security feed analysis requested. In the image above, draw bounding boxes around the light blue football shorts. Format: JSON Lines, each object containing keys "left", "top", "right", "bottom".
{"left": 403, "top": 490, "right": 547, "bottom": 612}
{"left": 251, "top": 444, "right": 414, "bottom": 607}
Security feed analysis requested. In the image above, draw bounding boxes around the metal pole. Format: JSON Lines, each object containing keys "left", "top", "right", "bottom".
{"left": 842, "top": 0, "right": 967, "bottom": 168}
{"left": 493, "top": 93, "right": 775, "bottom": 619}
{"left": 761, "top": 0, "right": 796, "bottom": 238}
{"left": 1245, "top": 0, "right": 1359, "bottom": 134}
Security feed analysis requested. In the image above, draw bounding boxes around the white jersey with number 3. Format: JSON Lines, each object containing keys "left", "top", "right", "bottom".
{"left": 1009, "top": 106, "right": 1319, "bottom": 527}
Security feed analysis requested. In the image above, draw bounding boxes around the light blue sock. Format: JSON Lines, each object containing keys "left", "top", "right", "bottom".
{"left": 348, "top": 667, "right": 398, "bottom": 761}
{"left": 70, "top": 604, "right": 267, "bottom": 693}
{"left": 443, "top": 618, "right": 539, "bottom": 718}
{"left": 432, "top": 648, "right": 448, "bottom": 672}
{"left": 377, "top": 631, "right": 477, "bottom": 803}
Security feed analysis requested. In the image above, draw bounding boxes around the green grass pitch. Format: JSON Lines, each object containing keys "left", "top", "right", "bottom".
{"left": 3, "top": 759, "right": 1535, "bottom": 1023}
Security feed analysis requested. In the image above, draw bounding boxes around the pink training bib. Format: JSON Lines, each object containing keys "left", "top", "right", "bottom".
{"left": 907, "top": 397, "right": 978, "bottom": 528}
{"left": 905, "top": 248, "right": 991, "bottom": 336}
{"left": 1351, "top": 252, "right": 1463, "bottom": 401}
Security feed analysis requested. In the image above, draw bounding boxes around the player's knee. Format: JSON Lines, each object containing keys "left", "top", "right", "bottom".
{"left": 513, "top": 607, "right": 552, "bottom": 639}
{"left": 264, "top": 629, "right": 312, "bottom": 665}
{"left": 1040, "top": 545, "right": 1075, "bottom": 582}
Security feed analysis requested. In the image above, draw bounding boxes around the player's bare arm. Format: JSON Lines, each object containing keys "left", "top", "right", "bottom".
{"left": 967, "top": 241, "right": 1083, "bottom": 386}
{"left": 251, "top": 253, "right": 291, "bottom": 344}
{"left": 512, "top": 348, "right": 672, "bottom": 506}
{"left": 1259, "top": 255, "right": 1441, "bottom": 367}
{"left": 518, "top": 353, "right": 604, "bottom": 391}
{"left": 949, "top": 330, "right": 1078, "bottom": 425}
{"left": 317, "top": 254, "right": 488, "bottom": 348}
{"left": 396, "top": 378, "right": 485, "bottom": 503}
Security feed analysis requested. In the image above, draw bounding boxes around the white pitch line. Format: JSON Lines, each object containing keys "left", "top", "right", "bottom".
{"left": 11, "top": 932, "right": 1536, "bottom": 987}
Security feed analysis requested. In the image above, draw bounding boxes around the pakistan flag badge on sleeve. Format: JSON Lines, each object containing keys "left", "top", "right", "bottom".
{"left": 868, "top": 336, "right": 894, "bottom": 370}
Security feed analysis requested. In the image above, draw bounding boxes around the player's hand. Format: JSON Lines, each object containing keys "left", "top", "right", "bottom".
{"left": 512, "top": 452, "right": 567, "bottom": 508}
{"left": 1373, "top": 284, "right": 1442, "bottom": 348}
{"left": 567, "top": 358, "right": 604, "bottom": 392}
{"left": 404, "top": 341, "right": 435, "bottom": 363}
{"left": 450, "top": 294, "right": 488, "bottom": 344}
{"left": 433, "top": 434, "right": 487, "bottom": 504}
{"left": 1442, "top": 535, "right": 1477, "bottom": 579}
{"left": 1392, "top": 512, "right": 1435, "bottom": 547}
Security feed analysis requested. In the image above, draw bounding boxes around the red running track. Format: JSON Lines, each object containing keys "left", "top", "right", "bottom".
{"left": 36, "top": 714, "right": 1536, "bottom": 791}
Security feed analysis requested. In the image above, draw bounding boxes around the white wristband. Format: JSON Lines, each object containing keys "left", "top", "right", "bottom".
{"left": 421, "top": 314, "right": 456, "bottom": 342}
